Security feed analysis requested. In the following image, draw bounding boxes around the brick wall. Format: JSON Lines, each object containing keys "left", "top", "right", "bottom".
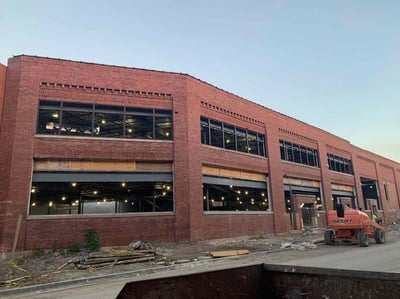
{"left": 1, "top": 55, "right": 400, "bottom": 253}
{"left": 0, "top": 63, "right": 6, "bottom": 126}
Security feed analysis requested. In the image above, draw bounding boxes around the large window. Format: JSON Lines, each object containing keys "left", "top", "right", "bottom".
{"left": 203, "top": 176, "right": 269, "bottom": 212}
{"left": 201, "top": 117, "right": 266, "bottom": 157}
{"left": 30, "top": 175, "right": 173, "bottom": 215}
{"left": 36, "top": 100, "right": 173, "bottom": 140}
{"left": 327, "top": 153, "right": 353, "bottom": 175}
{"left": 280, "top": 140, "right": 319, "bottom": 167}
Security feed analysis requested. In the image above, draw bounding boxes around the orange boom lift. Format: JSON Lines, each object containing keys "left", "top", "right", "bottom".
{"left": 325, "top": 204, "right": 386, "bottom": 247}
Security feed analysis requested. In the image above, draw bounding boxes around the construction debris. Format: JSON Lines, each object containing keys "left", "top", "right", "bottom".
{"left": 209, "top": 250, "right": 250, "bottom": 258}
{"left": 74, "top": 249, "right": 156, "bottom": 269}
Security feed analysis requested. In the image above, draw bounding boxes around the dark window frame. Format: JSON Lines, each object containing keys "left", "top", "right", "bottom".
{"left": 36, "top": 100, "right": 173, "bottom": 140}
{"left": 200, "top": 116, "right": 266, "bottom": 157}
{"left": 327, "top": 153, "right": 354, "bottom": 175}
{"left": 280, "top": 140, "right": 320, "bottom": 168}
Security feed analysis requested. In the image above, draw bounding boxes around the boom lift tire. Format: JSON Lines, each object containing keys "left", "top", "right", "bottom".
{"left": 357, "top": 230, "right": 369, "bottom": 247}
{"left": 324, "top": 229, "right": 335, "bottom": 245}
{"left": 374, "top": 229, "right": 385, "bottom": 244}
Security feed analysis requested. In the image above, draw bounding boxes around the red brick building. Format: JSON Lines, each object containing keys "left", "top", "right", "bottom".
{"left": 1, "top": 55, "right": 399, "bottom": 255}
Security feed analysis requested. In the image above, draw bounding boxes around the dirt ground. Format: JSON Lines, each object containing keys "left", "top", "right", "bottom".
{"left": 1, "top": 225, "right": 398, "bottom": 290}
{"left": 0, "top": 228, "right": 322, "bottom": 289}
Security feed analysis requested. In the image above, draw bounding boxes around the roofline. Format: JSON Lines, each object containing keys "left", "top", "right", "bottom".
{"left": 13, "top": 54, "right": 349, "bottom": 145}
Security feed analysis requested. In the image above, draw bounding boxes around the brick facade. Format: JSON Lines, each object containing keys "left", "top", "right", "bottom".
{"left": 1, "top": 55, "right": 400, "bottom": 255}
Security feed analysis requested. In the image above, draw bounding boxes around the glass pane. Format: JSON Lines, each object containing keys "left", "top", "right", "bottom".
{"left": 155, "top": 116, "right": 173, "bottom": 140}
{"left": 61, "top": 110, "right": 93, "bottom": 136}
{"left": 293, "top": 144, "right": 301, "bottom": 163}
{"left": 223, "top": 125, "right": 236, "bottom": 150}
{"left": 63, "top": 102, "right": 93, "bottom": 110}
{"left": 201, "top": 117, "right": 210, "bottom": 145}
{"left": 236, "top": 128, "right": 247, "bottom": 153}
{"left": 258, "top": 134, "right": 266, "bottom": 157}
{"left": 126, "top": 107, "right": 153, "bottom": 115}
{"left": 203, "top": 183, "right": 268, "bottom": 212}
{"left": 247, "top": 131, "right": 258, "bottom": 155}
{"left": 29, "top": 181, "right": 173, "bottom": 215}
{"left": 210, "top": 120, "right": 223, "bottom": 148}
{"left": 125, "top": 115, "right": 153, "bottom": 139}
{"left": 300, "top": 146, "right": 308, "bottom": 164}
{"left": 94, "top": 112, "right": 124, "bottom": 137}
{"left": 37, "top": 109, "right": 61, "bottom": 134}
{"left": 95, "top": 104, "right": 124, "bottom": 112}
{"left": 39, "top": 100, "right": 61, "bottom": 108}
{"left": 280, "top": 141, "right": 285, "bottom": 160}
{"left": 286, "top": 143, "right": 294, "bottom": 162}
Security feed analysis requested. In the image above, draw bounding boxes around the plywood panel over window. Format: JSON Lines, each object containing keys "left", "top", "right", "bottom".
{"left": 202, "top": 166, "right": 266, "bottom": 181}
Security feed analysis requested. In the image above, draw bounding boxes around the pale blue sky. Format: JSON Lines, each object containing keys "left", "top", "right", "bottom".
{"left": 1, "top": 0, "right": 399, "bottom": 162}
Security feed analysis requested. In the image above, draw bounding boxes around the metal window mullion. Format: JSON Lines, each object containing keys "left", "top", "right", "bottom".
{"left": 123, "top": 107, "right": 126, "bottom": 137}
{"left": 153, "top": 109, "right": 156, "bottom": 138}
{"left": 91, "top": 104, "right": 95, "bottom": 136}
{"left": 234, "top": 127, "right": 238, "bottom": 151}
{"left": 222, "top": 123, "right": 226, "bottom": 149}
{"left": 207, "top": 118, "right": 211, "bottom": 145}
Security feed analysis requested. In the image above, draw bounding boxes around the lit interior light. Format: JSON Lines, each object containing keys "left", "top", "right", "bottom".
{"left": 211, "top": 199, "right": 215, "bottom": 202}
{"left": 75, "top": 200, "right": 79, "bottom": 203}
{"left": 93, "top": 190, "right": 98, "bottom": 195}
{"left": 203, "top": 196, "right": 207, "bottom": 200}
{"left": 229, "top": 185, "right": 233, "bottom": 188}
{"left": 245, "top": 191, "right": 249, "bottom": 195}
{"left": 31, "top": 188, "right": 36, "bottom": 193}
{"left": 226, "top": 139, "right": 230, "bottom": 143}
{"left": 162, "top": 192, "right": 167, "bottom": 196}
{"left": 236, "top": 197, "right": 240, "bottom": 201}
{"left": 165, "top": 132, "right": 170, "bottom": 136}
{"left": 128, "top": 128, "right": 133, "bottom": 133}
{"left": 124, "top": 199, "right": 128, "bottom": 203}
{"left": 121, "top": 182, "right": 126, "bottom": 187}
{"left": 52, "top": 112, "right": 59, "bottom": 118}
{"left": 239, "top": 201, "right": 243, "bottom": 204}
{"left": 31, "top": 202, "right": 36, "bottom": 207}
{"left": 287, "top": 200, "right": 291, "bottom": 203}
{"left": 237, "top": 190, "right": 241, "bottom": 194}
{"left": 166, "top": 186, "right": 171, "bottom": 190}
{"left": 97, "top": 202, "right": 101, "bottom": 205}
{"left": 61, "top": 196, "right": 66, "bottom": 201}
{"left": 48, "top": 201, "right": 53, "bottom": 207}
{"left": 261, "top": 193, "right": 265, "bottom": 197}
{"left": 103, "top": 198, "right": 106, "bottom": 202}
{"left": 71, "top": 182, "right": 77, "bottom": 187}
{"left": 221, "top": 197, "right": 224, "bottom": 200}
{"left": 101, "top": 119, "right": 106, "bottom": 124}
{"left": 72, "top": 202, "right": 76, "bottom": 206}
{"left": 251, "top": 198, "right": 254, "bottom": 202}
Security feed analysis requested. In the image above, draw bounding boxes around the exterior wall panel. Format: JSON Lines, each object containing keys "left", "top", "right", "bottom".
{"left": 1, "top": 55, "right": 400, "bottom": 254}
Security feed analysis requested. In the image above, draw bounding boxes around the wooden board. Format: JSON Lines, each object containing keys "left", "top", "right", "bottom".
{"left": 209, "top": 250, "right": 250, "bottom": 258}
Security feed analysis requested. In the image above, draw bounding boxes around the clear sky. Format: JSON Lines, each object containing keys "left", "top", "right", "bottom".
{"left": 1, "top": 0, "right": 399, "bottom": 162}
